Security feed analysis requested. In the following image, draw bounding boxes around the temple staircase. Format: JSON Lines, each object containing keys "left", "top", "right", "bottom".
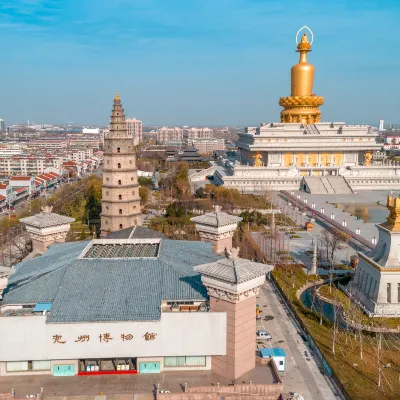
{"left": 302, "top": 176, "right": 353, "bottom": 194}
{"left": 320, "top": 177, "right": 335, "bottom": 194}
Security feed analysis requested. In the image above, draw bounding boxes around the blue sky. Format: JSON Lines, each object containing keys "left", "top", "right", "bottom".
{"left": 0, "top": 0, "right": 399, "bottom": 126}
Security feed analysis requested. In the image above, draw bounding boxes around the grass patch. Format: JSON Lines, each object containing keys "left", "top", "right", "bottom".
{"left": 273, "top": 266, "right": 400, "bottom": 400}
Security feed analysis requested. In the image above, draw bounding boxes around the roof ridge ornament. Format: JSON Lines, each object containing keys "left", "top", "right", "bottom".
{"left": 227, "top": 247, "right": 240, "bottom": 260}
{"left": 41, "top": 205, "right": 53, "bottom": 214}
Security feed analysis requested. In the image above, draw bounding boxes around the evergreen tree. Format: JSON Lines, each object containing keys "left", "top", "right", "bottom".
{"left": 85, "top": 185, "right": 101, "bottom": 223}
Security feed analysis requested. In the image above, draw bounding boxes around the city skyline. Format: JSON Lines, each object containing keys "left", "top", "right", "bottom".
{"left": 0, "top": 0, "right": 399, "bottom": 126}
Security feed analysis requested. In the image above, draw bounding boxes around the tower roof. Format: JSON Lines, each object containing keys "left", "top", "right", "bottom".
{"left": 20, "top": 206, "right": 75, "bottom": 228}
{"left": 195, "top": 248, "right": 272, "bottom": 284}
{"left": 191, "top": 206, "right": 242, "bottom": 228}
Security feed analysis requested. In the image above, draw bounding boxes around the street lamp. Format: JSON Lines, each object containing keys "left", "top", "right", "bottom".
{"left": 372, "top": 236, "right": 377, "bottom": 245}
{"left": 311, "top": 202, "right": 315, "bottom": 209}
{"left": 356, "top": 227, "right": 361, "bottom": 235}
{"left": 320, "top": 207, "right": 325, "bottom": 214}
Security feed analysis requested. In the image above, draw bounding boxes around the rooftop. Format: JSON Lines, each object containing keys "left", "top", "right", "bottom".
{"left": 2, "top": 237, "right": 221, "bottom": 323}
{"left": 20, "top": 206, "right": 75, "bottom": 228}
{"left": 191, "top": 206, "right": 243, "bottom": 228}
{"left": 195, "top": 248, "right": 272, "bottom": 284}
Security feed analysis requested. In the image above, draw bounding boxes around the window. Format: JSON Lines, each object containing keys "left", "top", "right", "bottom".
{"left": 119, "top": 195, "right": 122, "bottom": 200}
{"left": 119, "top": 209, "right": 122, "bottom": 215}
{"left": 106, "top": 191, "right": 109, "bottom": 196}
{"left": 130, "top": 160, "right": 133, "bottom": 164}
{"left": 118, "top": 180, "right": 122, "bottom": 185}
{"left": 107, "top": 160, "right": 110, "bottom": 164}
{"left": 279, "top": 361, "right": 284, "bottom": 366}
{"left": 118, "top": 163, "right": 121, "bottom": 169}
{"left": 164, "top": 356, "right": 206, "bottom": 367}
{"left": 117, "top": 147, "right": 120, "bottom": 153}
{"left": 119, "top": 224, "right": 123, "bottom": 229}
{"left": 387, "top": 283, "right": 392, "bottom": 303}
{"left": 7, "top": 360, "right": 50, "bottom": 372}
{"left": 131, "top": 177, "right": 134, "bottom": 181}
{"left": 398, "top": 283, "right": 400, "bottom": 303}
{"left": 106, "top": 206, "right": 109, "bottom": 210}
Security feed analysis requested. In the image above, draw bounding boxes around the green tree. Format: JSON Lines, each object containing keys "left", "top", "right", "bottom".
{"left": 195, "top": 187, "right": 205, "bottom": 198}
{"left": 138, "top": 176, "right": 153, "bottom": 187}
{"left": 30, "top": 198, "right": 43, "bottom": 214}
{"left": 85, "top": 185, "right": 101, "bottom": 223}
{"left": 165, "top": 203, "right": 176, "bottom": 217}
{"left": 139, "top": 186, "right": 150, "bottom": 205}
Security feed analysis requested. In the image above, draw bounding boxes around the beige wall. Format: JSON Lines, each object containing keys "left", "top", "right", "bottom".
{"left": 210, "top": 296, "right": 256, "bottom": 379}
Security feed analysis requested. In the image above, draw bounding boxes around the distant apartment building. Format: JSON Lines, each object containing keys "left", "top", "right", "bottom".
{"left": 184, "top": 127, "right": 213, "bottom": 139}
{"left": 126, "top": 118, "right": 143, "bottom": 146}
{"left": 68, "top": 137, "right": 101, "bottom": 150}
{"left": 0, "top": 119, "right": 5, "bottom": 132}
{"left": 157, "top": 127, "right": 184, "bottom": 145}
{"left": 188, "top": 138, "right": 225, "bottom": 154}
{"left": 0, "top": 143, "right": 23, "bottom": 157}
{"left": 26, "top": 140, "right": 68, "bottom": 151}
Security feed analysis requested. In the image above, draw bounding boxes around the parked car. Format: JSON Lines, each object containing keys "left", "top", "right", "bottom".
{"left": 256, "top": 330, "right": 272, "bottom": 340}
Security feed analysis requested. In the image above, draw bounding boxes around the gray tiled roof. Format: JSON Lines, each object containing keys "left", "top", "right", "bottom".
{"left": 195, "top": 257, "right": 272, "bottom": 284}
{"left": 20, "top": 212, "right": 75, "bottom": 228}
{"left": 191, "top": 211, "right": 242, "bottom": 228}
{"left": 3, "top": 239, "right": 220, "bottom": 323}
{"left": 106, "top": 226, "right": 165, "bottom": 239}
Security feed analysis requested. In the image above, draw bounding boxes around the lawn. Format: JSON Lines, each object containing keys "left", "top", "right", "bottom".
{"left": 319, "top": 284, "right": 400, "bottom": 330}
{"left": 272, "top": 266, "right": 400, "bottom": 400}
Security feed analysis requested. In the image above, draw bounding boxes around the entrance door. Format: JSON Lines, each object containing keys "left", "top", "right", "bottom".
{"left": 53, "top": 364, "right": 75, "bottom": 376}
{"left": 139, "top": 362, "right": 160, "bottom": 374}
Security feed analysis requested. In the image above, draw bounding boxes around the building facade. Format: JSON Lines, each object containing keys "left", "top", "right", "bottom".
{"left": 100, "top": 94, "right": 142, "bottom": 235}
{"left": 189, "top": 138, "right": 225, "bottom": 154}
{"left": 184, "top": 127, "right": 213, "bottom": 139}
{"left": 126, "top": 118, "right": 143, "bottom": 146}
{"left": 157, "top": 127, "right": 184, "bottom": 145}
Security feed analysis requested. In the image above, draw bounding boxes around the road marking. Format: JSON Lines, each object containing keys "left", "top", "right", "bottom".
{"left": 291, "top": 356, "right": 296, "bottom": 365}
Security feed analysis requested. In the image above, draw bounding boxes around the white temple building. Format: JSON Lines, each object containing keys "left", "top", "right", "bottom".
{"left": 348, "top": 195, "right": 400, "bottom": 316}
{"left": 210, "top": 29, "right": 400, "bottom": 193}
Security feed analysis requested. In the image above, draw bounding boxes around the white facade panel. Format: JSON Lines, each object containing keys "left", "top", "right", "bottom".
{"left": 0, "top": 312, "right": 226, "bottom": 362}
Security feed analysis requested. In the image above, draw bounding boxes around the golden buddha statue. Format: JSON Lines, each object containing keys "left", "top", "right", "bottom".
{"left": 253, "top": 152, "right": 263, "bottom": 167}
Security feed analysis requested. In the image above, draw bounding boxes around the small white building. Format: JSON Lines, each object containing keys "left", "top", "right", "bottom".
{"left": 259, "top": 347, "right": 286, "bottom": 372}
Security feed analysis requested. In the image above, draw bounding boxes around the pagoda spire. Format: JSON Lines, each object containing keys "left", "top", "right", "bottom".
{"left": 279, "top": 27, "right": 324, "bottom": 124}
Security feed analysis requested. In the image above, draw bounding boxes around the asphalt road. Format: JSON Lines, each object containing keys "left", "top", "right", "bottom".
{"left": 256, "top": 281, "right": 340, "bottom": 400}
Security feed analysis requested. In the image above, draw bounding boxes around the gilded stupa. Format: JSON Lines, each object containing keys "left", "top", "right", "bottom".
{"left": 279, "top": 30, "right": 324, "bottom": 123}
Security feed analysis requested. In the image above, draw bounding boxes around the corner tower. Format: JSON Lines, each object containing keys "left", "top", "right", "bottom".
{"left": 100, "top": 93, "right": 141, "bottom": 236}
{"left": 279, "top": 27, "right": 324, "bottom": 124}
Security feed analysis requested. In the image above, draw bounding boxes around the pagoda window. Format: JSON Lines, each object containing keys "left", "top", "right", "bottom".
{"left": 387, "top": 283, "right": 392, "bottom": 303}
{"left": 106, "top": 191, "right": 109, "bottom": 196}
{"left": 117, "top": 147, "right": 121, "bottom": 153}
{"left": 118, "top": 163, "right": 121, "bottom": 169}
{"left": 398, "top": 283, "right": 400, "bottom": 303}
{"left": 118, "top": 180, "right": 121, "bottom": 185}
{"left": 119, "top": 224, "right": 123, "bottom": 229}
{"left": 119, "top": 209, "right": 122, "bottom": 215}
{"left": 119, "top": 195, "right": 122, "bottom": 200}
